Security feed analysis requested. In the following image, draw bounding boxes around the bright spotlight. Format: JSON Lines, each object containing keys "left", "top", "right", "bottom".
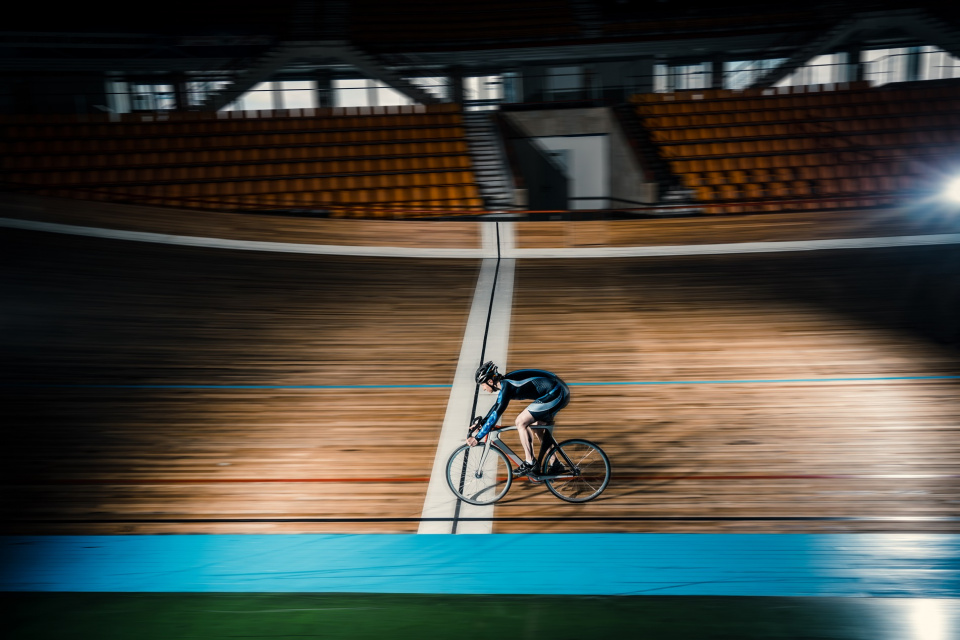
{"left": 945, "top": 176, "right": 960, "bottom": 203}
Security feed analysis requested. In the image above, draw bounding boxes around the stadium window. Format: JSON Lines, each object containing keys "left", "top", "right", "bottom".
{"left": 775, "top": 53, "right": 848, "bottom": 87}
{"left": 375, "top": 82, "right": 414, "bottom": 107}
{"left": 920, "top": 46, "right": 960, "bottom": 81}
{"left": 245, "top": 82, "right": 276, "bottom": 110}
{"left": 186, "top": 79, "right": 230, "bottom": 108}
{"left": 130, "top": 83, "right": 176, "bottom": 111}
{"left": 333, "top": 78, "right": 415, "bottom": 108}
{"left": 222, "top": 81, "right": 277, "bottom": 111}
{"left": 724, "top": 59, "right": 788, "bottom": 90}
{"left": 105, "top": 79, "right": 131, "bottom": 114}
{"left": 406, "top": 76, "right": 449, "bottom": 101}
{"left": 333, "top": 78, "right": 369, "bottom": 107}
{"left": 464, "top": 75, "right": 503, "bottom": 110}
{"left": 861, "top": 48, "right": 909, "bottom": 86}
{"left": 673, "top": 63, "right": 710, "bottom": 91}
{"left": 654, "top": 64, "right": 668, "bottom": 93}
{"left": 502, "top": 72, "right": 520, "bottom": 103}
{"left": 545, "top": 67, "right": 582, "bottom": 100}
{"left": 279, "top": 80, "right": 317, "bottom": 109}
{"left": 655, "top": 62, "right": 710, "bottom": 92}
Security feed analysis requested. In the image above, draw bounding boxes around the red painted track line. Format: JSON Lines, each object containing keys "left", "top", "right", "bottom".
{"left": 12, "top": 473, "right": 959, "bottom": 485}
{"left": 16, "top": 478, "right": 432, "bottom": 485}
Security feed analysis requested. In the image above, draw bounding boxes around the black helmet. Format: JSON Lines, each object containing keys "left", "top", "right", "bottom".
{"left": 475, "top": 361, "right": 499, "bottom": 384}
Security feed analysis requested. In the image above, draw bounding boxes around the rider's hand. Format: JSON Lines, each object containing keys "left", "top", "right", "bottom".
{"left": 466, "top": 436, "right": 479, "bottom": 447}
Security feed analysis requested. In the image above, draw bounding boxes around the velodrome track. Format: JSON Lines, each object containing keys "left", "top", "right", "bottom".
{"left": 3, "top": 193, "right": 960, "bottom": 637}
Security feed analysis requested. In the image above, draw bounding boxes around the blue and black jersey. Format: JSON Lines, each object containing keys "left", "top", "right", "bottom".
{"left": 475, "top": 368, "right": 570, "bottom": 440}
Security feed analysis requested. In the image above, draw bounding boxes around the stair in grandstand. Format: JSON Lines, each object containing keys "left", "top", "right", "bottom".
{"left": 611, "top": 103, "right": 688, "bottom": 205}
{"left": 462, "top": 111, "right": 517, "bottom": 210}
{"left": 749, "top": 8, "right": 960, "bottom": 90}
{"left": 331, "top": 44, "right": 441, "bottom": 106}
{"left": 194, "top": 46, "right": 298, "bottom": 112}
{"left": 749, "top": 12, "right": 860, "bottom": 89}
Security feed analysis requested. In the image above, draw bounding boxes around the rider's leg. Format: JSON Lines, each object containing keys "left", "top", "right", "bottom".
{"left": 515, "top": 409, "right": 540, "bottom": 465}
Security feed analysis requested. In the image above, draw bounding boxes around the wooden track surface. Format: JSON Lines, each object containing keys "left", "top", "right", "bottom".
{"left": 0, "top": 193, "right": 481, "bottom": 249}
{"left": 1, "top": 230, "right": 477, "bottom": 533}
{"left": 514, "top": 208, "right": 960, "bottom": 248}
{"left": 501, "top": 254, "right": 960, "bottom": 532}
{"left": 2, "top": 200, "right": 959, "bottom": 534}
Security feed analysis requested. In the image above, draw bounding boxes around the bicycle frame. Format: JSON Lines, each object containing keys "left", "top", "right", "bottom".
{"left": 473, "top": 424, "right": 576, "bottom": 478}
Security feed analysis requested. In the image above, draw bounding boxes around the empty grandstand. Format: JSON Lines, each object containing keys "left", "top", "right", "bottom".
{"left": 3, "top": 1, "right": 960, "bottom": 217}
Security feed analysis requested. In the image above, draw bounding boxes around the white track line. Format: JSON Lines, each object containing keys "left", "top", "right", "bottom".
{"left": 502, "top": 233, "right": 960, "bottom": 258}
{"left": 3, "top": 216, "right": 960, "bottom": 258}
{"left": 0, "top": 217, "right": 490, "bottom": 259}
{"left": 419, "top": 223, "right": 515, "bottom": 534}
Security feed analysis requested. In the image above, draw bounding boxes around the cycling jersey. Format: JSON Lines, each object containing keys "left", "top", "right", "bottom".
{"left": 475, "top": 369, "right": 570, "bottom": 440}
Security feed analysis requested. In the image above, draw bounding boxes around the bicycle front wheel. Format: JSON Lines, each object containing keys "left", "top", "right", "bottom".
{"left": 544, "top": 439, "right": 611, "bottom": 503}
{"left": 446, "top": 444, "right": 513, "bottom": 506}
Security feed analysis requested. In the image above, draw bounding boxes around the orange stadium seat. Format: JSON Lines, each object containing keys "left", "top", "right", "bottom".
{"left": 0, "top": 106, "right": 476, "bottom": 217}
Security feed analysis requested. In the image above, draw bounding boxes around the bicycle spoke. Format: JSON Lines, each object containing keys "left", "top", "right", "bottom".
{"left": 446, "top": 444, "right": 512, "bottom": 505}
{"left": 544, "top": 439, "right": 610, "bottom": 503}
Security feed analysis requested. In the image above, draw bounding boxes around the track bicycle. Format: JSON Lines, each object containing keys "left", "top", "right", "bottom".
{"left": 445, "top": 423, "right": 611, "bottom": 505}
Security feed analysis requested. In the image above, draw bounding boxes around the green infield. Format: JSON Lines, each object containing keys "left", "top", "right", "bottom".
{"left": 8, "top": 593, "right": 957, "bottom": 639}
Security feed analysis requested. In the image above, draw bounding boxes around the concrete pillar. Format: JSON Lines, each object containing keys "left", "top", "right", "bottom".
{"left": 846, "top": 48, "right": 863, "bottom": 83}
{"left": 906, "top": 47, "right": 921, "bottom": 82}
{"left": 171, "top": 72, "right": 189, "bottom": 110}
{"left": 271, "top": 81, "right": 283, "bottom": 110}
{"left": 596, "top": 58, "right": 654, "bottom": 101}
{"left": 448, "top": 67, "right": 464, "bottom": 105}
{"left": 631, "top": 57, "right": 656, "bottom": 95}
{"left": 315, "top": 70, "right": 333, "bottom": 108}
{"left": 711, "top": 58, "right": 725, "bottom": 89}
{"left": 520, "top": 64, "right": 546, "bottom": 102}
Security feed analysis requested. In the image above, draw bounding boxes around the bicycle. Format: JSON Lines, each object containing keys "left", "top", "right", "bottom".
{"left": 445, "top": 423, "right": 611, "bottom": 505}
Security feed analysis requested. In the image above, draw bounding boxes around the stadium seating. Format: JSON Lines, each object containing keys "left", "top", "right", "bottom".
{"left": 0, "top": 103, "right": 484, "bottom": 218}
{"left": 633, "top": 82, "right": 960, "bottom": 213}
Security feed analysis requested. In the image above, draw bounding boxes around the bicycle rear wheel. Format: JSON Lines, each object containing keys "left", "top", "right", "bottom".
{"left": 446, "top": 444, "right": 513, "bottom": 506}
{"left": 544, "top": 439, "right": 610, "bottom": 503}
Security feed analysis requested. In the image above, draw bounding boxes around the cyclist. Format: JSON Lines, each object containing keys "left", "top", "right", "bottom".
{"left": 466, "top": 361, "right": 570, "bottom": 477}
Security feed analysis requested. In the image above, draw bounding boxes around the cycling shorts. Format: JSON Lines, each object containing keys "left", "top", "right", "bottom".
{"left": 527, "top": 382, "right": 570, "bottom": 423}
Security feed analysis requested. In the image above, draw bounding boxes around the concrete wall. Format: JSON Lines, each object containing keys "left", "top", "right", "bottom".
{"left": 504, "top": 107, "right": 655, "bottom": 207}
{"left": 534, "top": 135, "right": 609, "bottom": 209}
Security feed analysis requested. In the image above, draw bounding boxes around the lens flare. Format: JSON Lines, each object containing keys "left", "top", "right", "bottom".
{"left": 945, "top": 176, "right": 960, "bottom": 203}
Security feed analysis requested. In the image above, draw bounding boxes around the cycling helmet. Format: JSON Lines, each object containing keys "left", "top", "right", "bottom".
{"left": 475, "top": 361, "right": 499, "bottom": 384}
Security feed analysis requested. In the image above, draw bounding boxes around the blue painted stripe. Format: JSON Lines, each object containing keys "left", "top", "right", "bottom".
{"left": 3, "top": 534, "right": 959, "bottom": 596}
{"left": 3, "top": 375, "right": 958, "bottom": 390}
{"left": 568, "top": 375, "right": 960, "bottom": 386}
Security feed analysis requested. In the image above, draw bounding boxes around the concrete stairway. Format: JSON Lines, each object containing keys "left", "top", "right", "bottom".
{"left": 750, "top": 14, "right": 861, "bottom": 89}
{"left": 750, "top": 8, "right": 960, "bottom": 90}
{"left": 612, "top": 104, "right": 690, "bottom": 204}
{"left": 462, "top": 111, "right": 516, "bottom": 210}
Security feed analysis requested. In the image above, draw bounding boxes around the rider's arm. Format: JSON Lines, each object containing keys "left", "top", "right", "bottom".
{"left": 474, "top": 384, "right": 509, "bottom": 440}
